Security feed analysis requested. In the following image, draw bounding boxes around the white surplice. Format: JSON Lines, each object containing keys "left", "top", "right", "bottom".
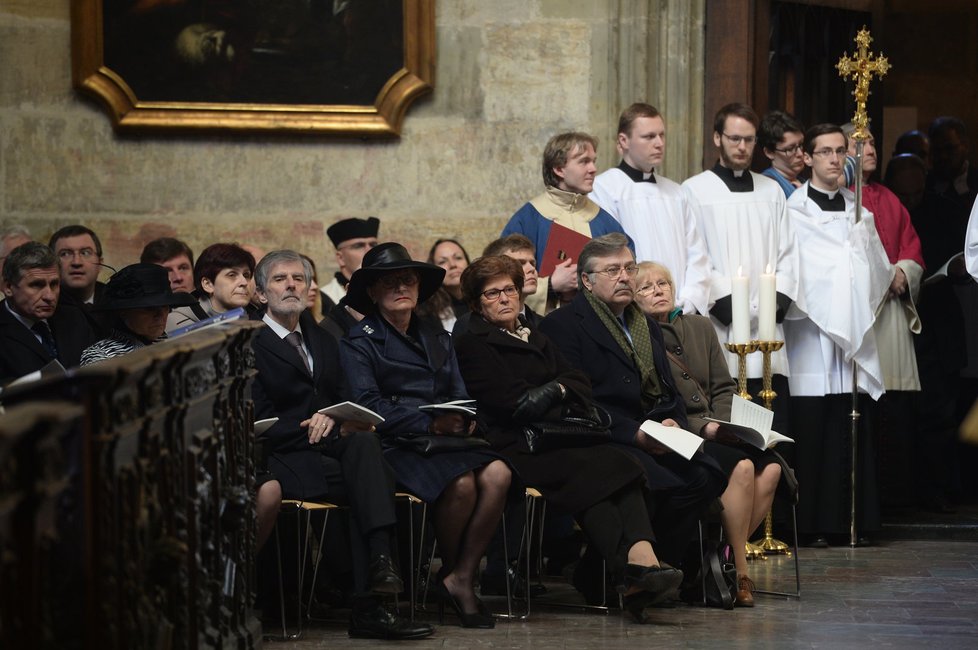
{"left": 681, "top": 169, "right": 800, "bottom": 378}
{"left": 590, "top": 168, "right": 712, "bottom": 315}
{"left": 783, "top": 183, "right": 894, "bottom": 400}
{"left": 967, "top": 199, "right": 978, "bottom": 282}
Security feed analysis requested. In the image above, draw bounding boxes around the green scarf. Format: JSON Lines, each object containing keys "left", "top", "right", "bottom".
{"left": 583, "top": 289, "right": 663, "bottom": 410}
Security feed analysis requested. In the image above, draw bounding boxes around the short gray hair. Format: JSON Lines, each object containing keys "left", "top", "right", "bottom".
{"left": 1, "top": 224, "right": 32, "bottom": 241}
{"left": 2, "top": 241, "right": 57, "bottom": 287}
{"left": 255, "top": 249, "right": 313, "bottom": 292}
{"left": 578, "top": 233, "right": 632, "bottom": 290}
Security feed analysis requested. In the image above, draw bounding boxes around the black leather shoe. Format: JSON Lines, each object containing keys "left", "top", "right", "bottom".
{"left": 368, "top": 554, "right": 404, "bottom": 595}
{"left": 622, "top": 563, "right": 684, "bottom": 605}
{"left": 348, "top": 603, "right": 433, "bottom": 640}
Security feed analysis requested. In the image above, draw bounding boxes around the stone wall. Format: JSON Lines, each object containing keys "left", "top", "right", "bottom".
{"left": 0, "top": 0, "right": 704, "bottom": 277}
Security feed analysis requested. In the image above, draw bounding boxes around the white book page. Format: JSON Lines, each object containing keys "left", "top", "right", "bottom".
{"left": 639, "top": 420, "right": 703, "bottom": 460}
{"left": 730, "top": 395, "right": 774, "bottom": 435}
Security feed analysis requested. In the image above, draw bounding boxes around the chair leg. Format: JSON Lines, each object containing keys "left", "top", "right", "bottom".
{"left": 304, "top": 510, "right": 330, "bottom": 619}
{"left": 753, "top": 502, "right": 802, "bottom": 599}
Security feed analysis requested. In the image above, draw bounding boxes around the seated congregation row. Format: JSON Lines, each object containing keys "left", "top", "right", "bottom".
{"left": 0, "top": 225, "right": 782, "bottom": 640}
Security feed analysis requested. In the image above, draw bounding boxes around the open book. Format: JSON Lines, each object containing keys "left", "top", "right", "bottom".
{"left": 639, "top": 420, "right": 704, "bottom": 460}
{"left": 923, "top": 251, "right": 963, "bottom": 287}
{"left": 419, "top": 399, "right": 477, "bottom": 417}
{"left": 704, "top": 395, "right": 794, "bottom": 450}
{"left": 317, "top": 401, "right": 385, "bottom": 426}
{"left": 169, "top": 307, "right": 247, "bottom": 338}
{"left": 4, "top": 359, "right": 67, "bottom": 391}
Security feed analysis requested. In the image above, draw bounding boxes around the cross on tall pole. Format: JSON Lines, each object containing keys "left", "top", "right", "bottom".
{"left": 836, "top": 26, "right": 890, "bottom": 548}
{"left": 836, "top": 27, "right": 891, "bottom": 143}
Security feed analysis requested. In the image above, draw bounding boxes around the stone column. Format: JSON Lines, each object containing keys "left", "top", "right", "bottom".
{"left": 597, "top": 0, "right": 705, "bottom": 180}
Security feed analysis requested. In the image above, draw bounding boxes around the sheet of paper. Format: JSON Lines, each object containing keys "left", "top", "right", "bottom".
{"left": 639, "top": 420, "right": 703, "bottom": 460}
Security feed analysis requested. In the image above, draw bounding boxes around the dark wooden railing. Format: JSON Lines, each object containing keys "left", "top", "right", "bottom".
{"left": 0, "top": 320, "right": 265, "bottom": 650}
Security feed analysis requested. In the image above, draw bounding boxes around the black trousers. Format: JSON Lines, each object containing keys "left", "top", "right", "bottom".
{"left": 576, "top": 483, "right": 654, "bottom": 577}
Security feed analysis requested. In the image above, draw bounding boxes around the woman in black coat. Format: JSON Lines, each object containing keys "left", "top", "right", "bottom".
{"left": 339, "top": 243, "right": 510, "bottom": 628}
{"left": 453, "top": 255, "right": 683, "bottom": 623}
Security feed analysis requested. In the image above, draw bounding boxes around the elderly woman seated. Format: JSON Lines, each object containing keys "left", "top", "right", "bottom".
{"left": 339, "top": 243, "right": 511, "bottom": 629}
{"left": 633, "top": 261, "right": 782, "bottom": 607}
{"left": 453, "top": 255, "right": 684, "bottom": 623}
{"left": 80, "top": 263, "right": 198, "bottom": 365}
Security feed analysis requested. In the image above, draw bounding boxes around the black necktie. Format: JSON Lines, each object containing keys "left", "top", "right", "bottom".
{"left": 32, "top": 321, "right": 59, "bottom": 359}
{"left": 285, "top": 331, "right": 312, "bottom": 375}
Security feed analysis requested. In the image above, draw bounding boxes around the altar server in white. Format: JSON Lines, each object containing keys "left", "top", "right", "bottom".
{"left": 590, "top": 103, "right": 711, "bottom": 316}
{"left": 681, "top": 103, "right": 799, "bottom": 394}
{"left": 784, "top": 123, "right": 894, "bottom": 546}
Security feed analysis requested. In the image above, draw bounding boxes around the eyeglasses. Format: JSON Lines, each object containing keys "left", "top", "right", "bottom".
{"left": 636, "top": 279, "right": 671, "bottom": 295}
{"left": 378, "top": 272, "right": 419, "bottom": 289}
{"left": 812, "top": 147, "right": 848, "bottom": 158}
{"left": 57, "top": 248, "right": 98, "bottom": 260}
{"left": 722, "top": 133, "right": 757, "bottom": 146}
{"left": 589, "top": 264, "right": 639, "bottom": 279}
{"left": 481, "top": 285, "right": 519, "bottom": 301}
{"left": 774, "top": 144, "right": 802, "bottom": 155}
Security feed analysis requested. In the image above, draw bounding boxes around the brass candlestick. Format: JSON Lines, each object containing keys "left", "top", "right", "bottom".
{"left": 751, "top": 340, "right": 791, "bottom": 555}
{"left": 724, "top": 341, "right": 765, "bottom": 560}
{"left": 724, "top": 341, "right": 759, "bottom": 400}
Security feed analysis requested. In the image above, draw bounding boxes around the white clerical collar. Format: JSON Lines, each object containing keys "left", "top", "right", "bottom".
{"left": 732, "top": 169, "right": 745, "bottom": 178}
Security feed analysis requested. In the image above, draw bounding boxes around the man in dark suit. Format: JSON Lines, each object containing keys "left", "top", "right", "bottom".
{"left": 48, "top": 225, "right": 110, "bottom": 337}
{"left": 0, "top": 242, "right": 96, "bottom": 385}
{"left": 251, "top": 249, "right": 431, "bottom": 640}
{"left": 539, "top": 233, "right": 726, "bottom": 573}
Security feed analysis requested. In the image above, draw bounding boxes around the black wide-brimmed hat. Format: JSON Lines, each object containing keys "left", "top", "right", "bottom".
{"left": 344, "top": 243, "right": 445, "bottom": 314}
{"left": 95, "top": 263, "right": 200, "bottom": 311}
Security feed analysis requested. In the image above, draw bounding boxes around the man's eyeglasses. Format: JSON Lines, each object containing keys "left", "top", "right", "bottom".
{"left": 589, "top": 264, "right": 639, "bottom": 279}
{"left": 378, "top": 272, "right": 419, "bottom": 289}
{"left": 636, "top": 279, "right": 671, "bottom": 295}
{"left": 722, "top": 133, "right": 757, "bottom": 146}
{"left": 481, "top": 285, "right": 519, "bottom": 301}
{"left": 774, "top": 144, "right": 802, "bottom": 155}
{"left": 811, "top": 147, "right": 848, "bottom": 158}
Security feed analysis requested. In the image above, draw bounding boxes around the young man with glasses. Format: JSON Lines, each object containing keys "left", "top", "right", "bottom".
{"left": 48, "top": 224, "right": 111, "bottom": 336}
{"left": 321, "top": 216, "right": 381, "bottom": 311}
{"left": 759, "top": 110, "right": 806, "bottom": 196}
{"left": 540, "top": 233, "right": 726, "bottom": 587}
{"left": 681, "top": 103, "right": 799, "bottom": 436}
{"left": 783, "top": 123, "right": 894, "bottom": 547}
{"left": 590, "top": 103, "right": 712, "bottom": 316}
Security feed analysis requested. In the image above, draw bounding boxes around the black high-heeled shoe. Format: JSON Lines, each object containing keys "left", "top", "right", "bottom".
{"left": 433, "top": 580, "right": 495, "bottom": 629}
{"left": 623, "top": 590, "right": 655, "bottom": 624}
{"left": 622, "top": 562, "right": 683, "bottom": 606}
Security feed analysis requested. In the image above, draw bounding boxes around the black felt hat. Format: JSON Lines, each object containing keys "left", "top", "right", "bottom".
{"left": 326, "top": 217, "right": 380, "bottom": 247}
{"left": 344, "top": 243, "right": 445, "bottom": 314}
{"left": 95, "top": 263, "right": 200, "bottom": 311}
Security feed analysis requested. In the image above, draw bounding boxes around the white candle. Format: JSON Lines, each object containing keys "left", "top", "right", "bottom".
{"left": 731, "top": 267, "right": 750, "bottom": 344}
{"left": 758, "top": 264, "right": 777, "bottom": 342}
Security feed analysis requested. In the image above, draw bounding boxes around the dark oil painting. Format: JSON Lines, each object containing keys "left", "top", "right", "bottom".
{"left": 102, "top": 0, "right": 405, "bottom": 106}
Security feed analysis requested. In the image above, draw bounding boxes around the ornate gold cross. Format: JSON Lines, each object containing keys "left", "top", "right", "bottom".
{"left": 836, "top": 27, "right": 890, "bottom": 141}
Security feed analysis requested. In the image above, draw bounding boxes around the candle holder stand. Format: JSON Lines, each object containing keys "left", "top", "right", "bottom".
{"left": 724, "top": 341, "right": 766, "bottom": 559}
{"left": 750, "top": 340, "right": 791, "bottom": 555}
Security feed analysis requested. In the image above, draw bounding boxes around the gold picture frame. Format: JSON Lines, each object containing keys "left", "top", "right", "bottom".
{"left": 71, "top": 0, "right": 434, "bottom": 137}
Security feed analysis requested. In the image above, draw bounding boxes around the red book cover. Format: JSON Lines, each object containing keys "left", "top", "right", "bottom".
{"left": 539, "top": 222, "right": 591, "bottom": 276}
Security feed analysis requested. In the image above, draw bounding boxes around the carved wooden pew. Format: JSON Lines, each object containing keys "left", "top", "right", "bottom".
{"left": 0, "top": 320, "right": 265, "bottom": 650}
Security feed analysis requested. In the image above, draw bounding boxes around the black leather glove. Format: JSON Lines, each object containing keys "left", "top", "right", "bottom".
{"left": 710, "top": 295, "right": 732, "bottom": 326}
{"left": 775, "top": 292, "right": 793, "bottom": 323}
{"left": 513, "top": 381, "right": 564, "bottom": 422}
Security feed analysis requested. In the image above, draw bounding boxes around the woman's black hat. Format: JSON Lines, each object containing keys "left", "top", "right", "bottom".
{"left": 344, "top": 243, "right": 445, "bottom": 314}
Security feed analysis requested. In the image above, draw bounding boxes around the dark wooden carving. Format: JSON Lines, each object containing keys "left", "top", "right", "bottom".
{"left": 0, "top": 320, "right": 264, "bottom": 650}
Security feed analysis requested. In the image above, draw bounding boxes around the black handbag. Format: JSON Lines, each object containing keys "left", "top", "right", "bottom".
{"left": 395, "top": 434, "right": 490, "bottom": 456}
{"left": 681, "top": 540, "right": 737, "bottom": 609}
{"left": 521, "top": 404, "right": 612, "bottom": 454}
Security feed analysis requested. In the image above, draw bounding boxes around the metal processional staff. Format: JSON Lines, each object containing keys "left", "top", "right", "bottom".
{"left": 836, "top": 27, "right": 890, "bottom": 548}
